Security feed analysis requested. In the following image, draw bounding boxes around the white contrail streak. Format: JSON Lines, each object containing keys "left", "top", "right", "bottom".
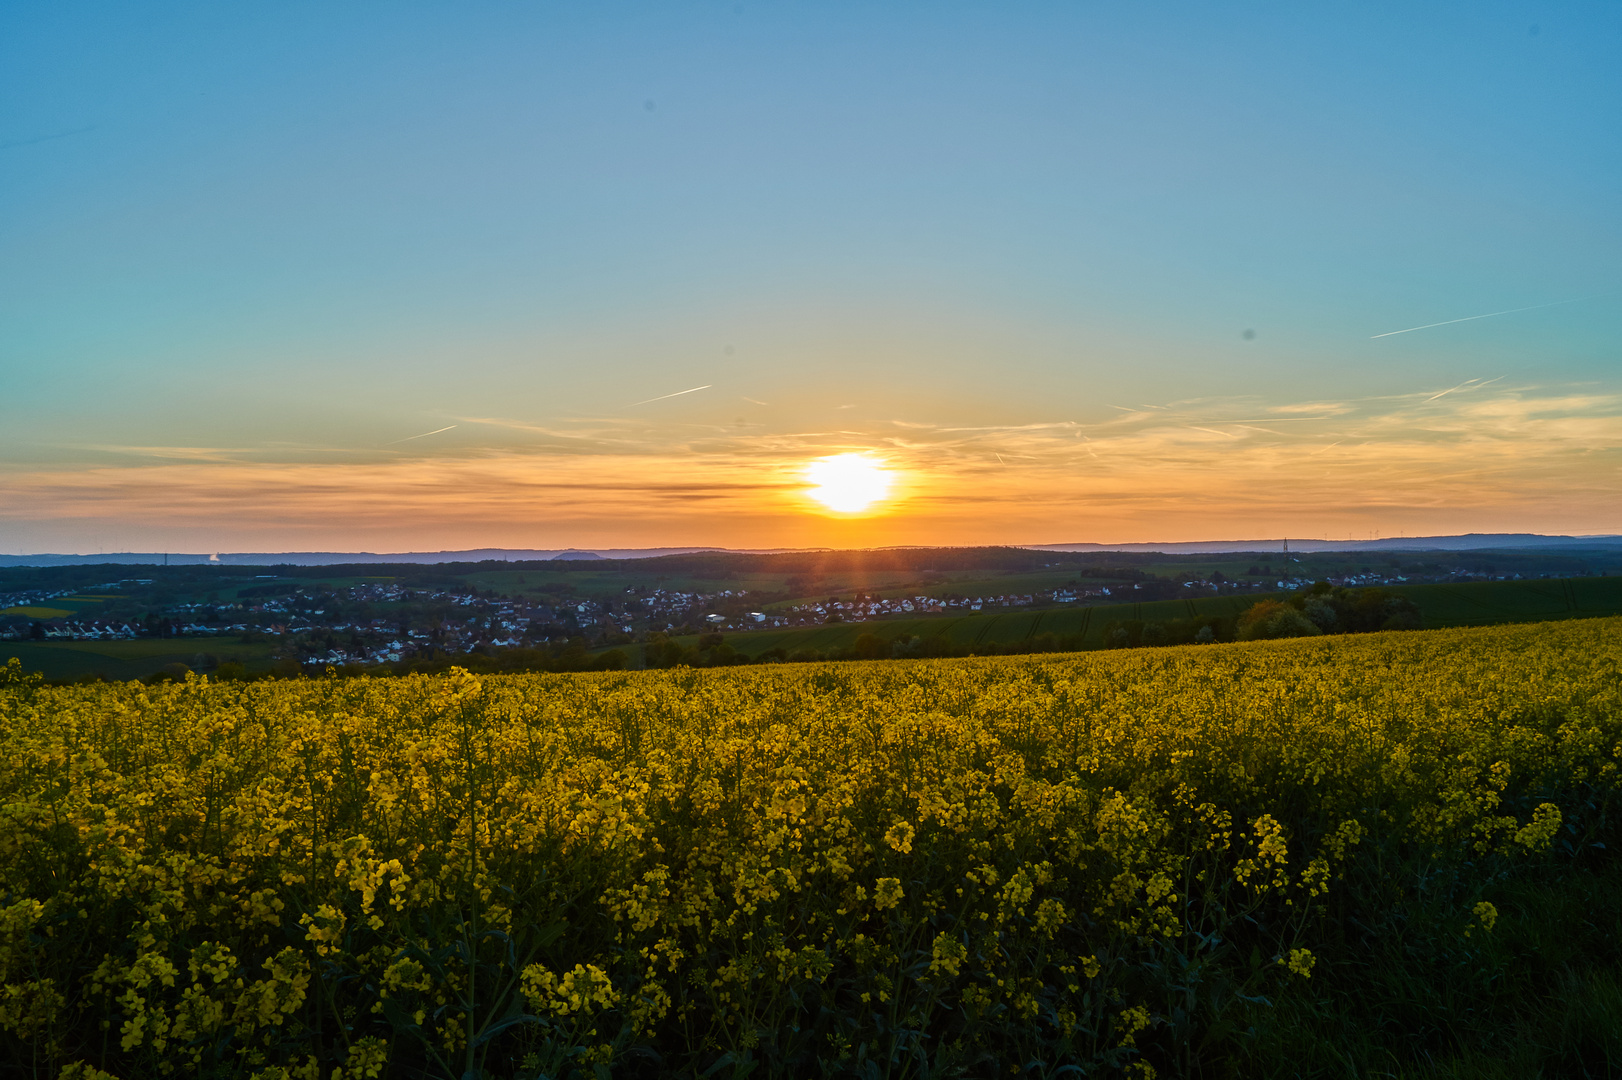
{"left": 389, "top": 425, "right": 457, "bottom": 444}
{"left": 1423, "top": 379, "right": 1479, "bottom": 403}
{"left": 1423, "top": 374, "right": 1507, "bottom": 404}
{"left": 630, "top": 384, "right": 712, "bottom": 407}
{"left": 1199, "top": 416, "right": 1334, "bottom": 423}
{"left": 1371, "top": 298, "right": 1583, "bottom": 339}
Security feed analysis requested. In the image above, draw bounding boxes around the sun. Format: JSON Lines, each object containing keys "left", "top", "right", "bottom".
{"left": 804, "top": 453, "right": 894, "bottom": 514}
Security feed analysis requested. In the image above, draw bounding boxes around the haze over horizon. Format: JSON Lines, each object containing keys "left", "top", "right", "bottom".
{"left": 4, "top": 2, "right": 1619, "bottom": 553}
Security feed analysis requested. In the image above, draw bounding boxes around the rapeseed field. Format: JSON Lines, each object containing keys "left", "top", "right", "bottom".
{"left": 1, "top": 618, "right": 1618, "bottom": 1078}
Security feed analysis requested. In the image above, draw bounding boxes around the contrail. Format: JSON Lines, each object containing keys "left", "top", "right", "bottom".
{"left": 1371, "top": 298, "right": 1584, "bottom": 339}
{"left": 1199, "top": 416, "right": 1333, "bottom": 423}
{"left": 1423, "top": 380, "right": 1475, "bottom": 403}
{"left": 389, "top": 425, "right": 457, "bottom": 444}
{"left": 0, "top": 125, "right": 95, "bottom": 151}
{"left": 1423, "top": 374, "right": 1506, "bottom": 404}
{"left": 630, "top": 384, "right": 711, "bottom": 407}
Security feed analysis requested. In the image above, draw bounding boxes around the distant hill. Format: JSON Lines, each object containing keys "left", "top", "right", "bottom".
{"left": 1028, "top": 533, "right": 1622, "bottom": 554}
{"left": 0, "top": 547, "right": 746, "bottom": 568}
{"left": 2, "top": 533, "right": 1618, "bottom": 569}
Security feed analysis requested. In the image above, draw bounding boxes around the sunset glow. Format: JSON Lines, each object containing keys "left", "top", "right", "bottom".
{"left": 1, "top": 5, "right": 1618, "bottom": 555}
{"left": 804, "top": 454, "right": 894, "bottom": 515}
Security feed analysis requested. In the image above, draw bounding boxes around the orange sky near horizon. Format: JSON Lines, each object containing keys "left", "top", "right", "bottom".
{"left": 4, "top": 381, "right": 1618, "bottom": 554}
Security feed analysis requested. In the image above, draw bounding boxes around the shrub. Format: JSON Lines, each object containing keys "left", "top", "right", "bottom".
{"left": 1237, "top": 599, "right": 1323, "bottom": 640}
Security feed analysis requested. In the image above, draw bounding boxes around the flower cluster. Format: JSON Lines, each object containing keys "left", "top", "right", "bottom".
{"left": 0, "top": 615, "right": 1616, "bottom": 1076}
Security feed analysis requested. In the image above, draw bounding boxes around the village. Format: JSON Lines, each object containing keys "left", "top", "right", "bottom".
{"left": 0, "top": 558, "right": 1560, "bottom": 673}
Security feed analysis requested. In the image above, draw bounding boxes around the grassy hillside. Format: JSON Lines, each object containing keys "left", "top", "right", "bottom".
{"left": 7, "top": 576, "right": 1617, "bottom": 680}
{"left": 0, "top": 638, "right": 278, "bottom": 680}
{"left": 0, "top": 593, "right": 122, "bottom": 619}
{"left": 1393, "top": 575, "right": 1622, "bottom": 626}
{"left": 671, "top": 575, "right": 1622, "bottom": 659}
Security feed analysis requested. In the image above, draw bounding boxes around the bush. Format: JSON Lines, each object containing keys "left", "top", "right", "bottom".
{"left": 1237, "top": 599, "right": 1323, "bottom": 640}
{"left": 851, "top": 633, "right": 891, "bottom": 660}
{"left": 1302, "top": 597, "right": 1339, "bottom": 632}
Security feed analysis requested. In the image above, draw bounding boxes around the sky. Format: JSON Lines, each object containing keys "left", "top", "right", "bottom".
{"left": 2, "top": 1, "right": 1619, "bottom": 554}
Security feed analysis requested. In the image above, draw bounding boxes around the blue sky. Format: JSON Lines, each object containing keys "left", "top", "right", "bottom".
{"left": 2, "top": 2, "right": 1619, "bottom": 551}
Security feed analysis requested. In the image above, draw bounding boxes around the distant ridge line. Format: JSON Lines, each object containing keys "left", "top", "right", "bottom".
{"left": 0, "top": 547, "right": 779, "bottom": 568}
{"left": 1025, "top": 533, "right": 1622, "bottom": 555}
{"left": 1, "top": 533, "right": 1619, "bottom": 568}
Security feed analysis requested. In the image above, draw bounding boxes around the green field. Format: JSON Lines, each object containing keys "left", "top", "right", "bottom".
{"left": 218, "top": 575, "right": 397, "bottom": 600}
{"left": 1392, "top": 576, "right": 1622, "bottom": 626}
{"left": 677, "top": 575, "right": 1622, "bottom": 658}
{"left": 684, "top": 593, "right": 1259, "bottom": 657}
{"left": 8, "top": 576, "right": 1619, "bottom": 680}
{"left": 1, "top": 593, "right": 118, "bottom": 619}
{"left": 463, "top": 566, "right": 981, "bottom": 605}
{"left": 0, "top": 638, "right": 277, "bottom": 680}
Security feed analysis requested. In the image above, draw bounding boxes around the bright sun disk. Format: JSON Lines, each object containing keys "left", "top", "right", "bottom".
{"left": 804, "top": 454, "right": 893, "bottom": 514}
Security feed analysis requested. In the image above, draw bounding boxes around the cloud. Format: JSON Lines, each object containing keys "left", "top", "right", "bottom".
{"left": 4, "top": 382, "right": 1619, "bottom": 550}
{"left": 388, "top": 425, "right": 458, "bottom": 444}
{"left": 1268, "top": 401, "right": 1354, "bottom": 416}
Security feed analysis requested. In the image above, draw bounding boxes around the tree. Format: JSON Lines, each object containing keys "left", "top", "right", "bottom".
{"left": 852, "top": 633, "right": 890, "bottom": 660}
{"left": 1236, "top": 600, "right": 1322, "bottom": 641}
{"left": 1302, "top": 597, "right": 1338, "bottom": 632}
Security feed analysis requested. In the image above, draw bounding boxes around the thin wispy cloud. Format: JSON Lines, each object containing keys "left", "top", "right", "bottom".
{"left": 629, "top": 385, "right": 711, "bottom": 407}
{"left": 1424, "top": 376, "right": 1507, "bottom": 403}
{"left": 0, "top": 125, "right": 95, "bottom": 151}
{"left": 1188, "top": 416, "right": 1336, "bottom": 424}
{"left": 1270, "top": 401, "right": 1353, "bottom": 415}
{"left": 75, "top": 445, "right": 257, "bottom": 463}
{"left": 1371, "top": 299, "right": 1585, "bottom": 339}
{"left": 6, "top": 382, "right": 1619, "bottom": 550}
{"left": 388, "top": 425, "right": 458, "bottom": 444}
{"left": 70, "top": 444, "right": 363, "bottom": 463}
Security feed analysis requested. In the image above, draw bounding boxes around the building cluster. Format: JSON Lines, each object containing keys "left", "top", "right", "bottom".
{"left": 762, "top": 584, "right": 1149, "bottom": 627}
{"left": 1, "top": 620, "right": 143, "bottom": 642}
{"left": 1, "top": 563, "right": 1592, "bottom": 667}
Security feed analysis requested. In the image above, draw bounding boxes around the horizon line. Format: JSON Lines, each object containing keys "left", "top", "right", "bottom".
{"left": 5, "top": 530, "right": 1622, "bottom": 565}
